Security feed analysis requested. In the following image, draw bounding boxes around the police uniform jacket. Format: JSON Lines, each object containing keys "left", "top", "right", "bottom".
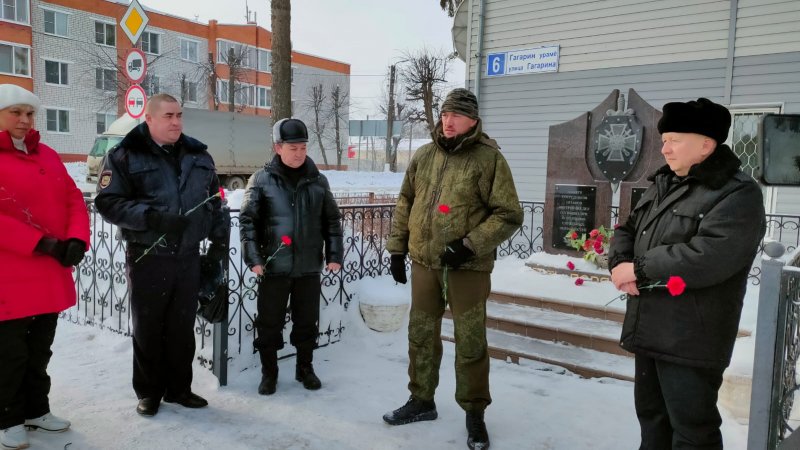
{"left": 94, "top": 123, "right": 227, "bottom": 255}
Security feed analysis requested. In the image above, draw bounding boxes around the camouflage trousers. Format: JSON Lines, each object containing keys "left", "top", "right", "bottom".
{"left": 407, "top": 262, "right": 492, "bottom": 412}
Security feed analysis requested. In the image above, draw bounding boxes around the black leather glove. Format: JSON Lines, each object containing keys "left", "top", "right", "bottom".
{"left": 440, "top": 239, "right": 475, "bottom": 269}
{"left": 145, "top": 210, "right": 190, "bottom": 233}
{"left": 390, "top": 254, "right": 407, "bottom": 284}
{"left": 61, "top": 238, "right": 87, "bottom": 267}
{"left": 35, "top": 237, "right": 85, "bottom": 267}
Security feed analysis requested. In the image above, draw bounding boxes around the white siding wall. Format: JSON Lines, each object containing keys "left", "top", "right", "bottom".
{"left": 466, "top": 0, "right": 731, "bottom": 87}
{"left": 735, "top": 0, "right": 800, "bottom": 57}
{"left": 142, "top": 27, "right": 210, "bottom": 110}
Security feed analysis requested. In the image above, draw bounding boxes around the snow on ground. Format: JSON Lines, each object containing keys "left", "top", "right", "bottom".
{"left": 40, "top": 257, "right": 749, "bottom": 450}
{"left": 56, "top": 161, "right": 754, "bottom": 448}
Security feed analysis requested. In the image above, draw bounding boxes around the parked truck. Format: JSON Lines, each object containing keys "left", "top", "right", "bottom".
{"left": 86, "top": 109, "right": 272, "bottom": 190}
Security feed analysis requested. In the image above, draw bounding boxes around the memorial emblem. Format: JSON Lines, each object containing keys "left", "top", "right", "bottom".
{"left": 593, "top": 94, "right": 643, "bottom": 191}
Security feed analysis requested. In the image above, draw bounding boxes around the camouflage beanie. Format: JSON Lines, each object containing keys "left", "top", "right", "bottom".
{"left": 441, "top": 88, "right": 479, "bottom": 119}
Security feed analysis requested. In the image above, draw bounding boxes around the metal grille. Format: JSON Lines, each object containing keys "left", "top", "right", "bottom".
{"left": 731, "top": 112, "right": 764, "bottom": 179}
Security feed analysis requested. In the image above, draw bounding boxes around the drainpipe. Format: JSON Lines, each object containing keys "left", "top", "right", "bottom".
{"left": 474, "top": 0, "right": 486, "bottom": 102}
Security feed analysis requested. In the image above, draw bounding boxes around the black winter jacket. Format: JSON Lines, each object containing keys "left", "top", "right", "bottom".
{"left": 239, "top": 155, "right": 343, "bottom": 277}
{"left": 95, "top": 123, "right": 228, "bottom": 255}
{"left": 609, "top": 144, "right": 765, "bottom": 369}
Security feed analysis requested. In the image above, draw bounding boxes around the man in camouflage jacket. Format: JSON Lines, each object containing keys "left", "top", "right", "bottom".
{"left": 382, "top": 88, "right": 523, "bottom": 450}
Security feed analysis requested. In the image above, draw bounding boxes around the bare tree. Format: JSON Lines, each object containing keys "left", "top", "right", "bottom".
{"left": 439, "top": 0, "right": 464, "bottom": 17}
{"left": 76, "top": 45, "right": 166, "bottom": 114}
{"left": 401, "top": 48, "right": 450, "bottom": 132}
{"left": 271, "top": 0, "right": 292, "bottom": 122}
{"left": 329, "top": 85, "right": 349, "bottom": 167}
{"left": 304, "top": 83, "right": 329, "bottom": 165}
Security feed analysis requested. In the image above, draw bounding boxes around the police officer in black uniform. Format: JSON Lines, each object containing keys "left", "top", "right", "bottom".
{"left": 95, "top": 93, "right": 228, "bottom": 417}
{"left": 239, "top": 118, "right": 344, "bottom": 395}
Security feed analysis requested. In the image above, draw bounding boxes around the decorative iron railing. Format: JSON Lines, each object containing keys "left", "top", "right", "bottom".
{"left": 67, "top": 199, "right": 793, "bottom": 380}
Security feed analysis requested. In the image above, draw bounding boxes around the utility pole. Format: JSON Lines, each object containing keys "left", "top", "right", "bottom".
{"left": 384, "top": 64, "right": 396, "bottom": 172}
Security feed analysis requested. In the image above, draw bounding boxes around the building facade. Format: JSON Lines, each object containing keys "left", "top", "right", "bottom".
{"left": 454, "top": 0, "right": 800, "bottom": 213}
{"left": 1, "top": 0, "right": 350, "bottom": 166}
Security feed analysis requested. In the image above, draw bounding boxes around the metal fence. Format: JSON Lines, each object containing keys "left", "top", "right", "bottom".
{"left": 748, "top": 243, "right": 800, "bottom": 450}
{"left": 66, "top": 200, "right": 798, "bottom": 381}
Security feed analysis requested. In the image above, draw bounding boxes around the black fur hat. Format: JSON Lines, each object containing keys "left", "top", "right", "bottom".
{"left": 657, "top": 98, "right": 731, "bottom": 144}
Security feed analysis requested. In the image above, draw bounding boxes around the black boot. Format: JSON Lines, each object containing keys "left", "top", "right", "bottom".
{"left": 382, "top": 396, "right": 438, "bottom": 425}
{"left": 295, "top": 345, "right": 321, "bottom": 390}
{"left": 466, "top": 410, "right": 490, "bottom": 449}
{"left": 258, "top": 349, "right": 278, "bottom": 395}
{"left": 295, "top": 364, "right": 322, "bottom": 390}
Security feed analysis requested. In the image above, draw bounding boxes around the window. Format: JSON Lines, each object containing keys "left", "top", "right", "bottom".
{"left": 727, "top": 107, "right": 782, "bottom": 181}
{"left": 257, "top": 86, "right": 270, "bottom": 108}
{"left": 95, "top": 21, "right": 115, "bottom": 46}
{"left": 43, "top": 9, "right": 68, "bottom": 37}
{"left": 180, "top": 39, "right": 198, "bottom": 62}
{"left": 235, "top": 84, "right": 254, "bottom": 107}
{"left": 142, "top": 74, "right": 159, "bottom": 96}
{"left": 140, "top": 32, "right": 160, "bottom": 55}
{"left": 45, "top": 60, "right": 68, "bottom": 85}
{"left": 0, "top": 43, "right": 29, "bottom": 76}
{"left": 217, "top": 40, "right": 255, "bottom": 69}
{"left": 258, "top": 49, "right": 271, "bottom": 72}
{"left": 183, "top": 81, "right": 197, "bottom": 103}
{"left": 46, "top": 109, "right": 69, "bottom": 133}
{"left": 1, "top": 0, "right": 28, "bottom": 23}
{"left": 95, "top": 68, "right": 116, "bottom": 91}
{"left": 96, "top": 112, "right": 116, "bottom": 134}
{"left": 217, "top": 79, "right": 229, "bottom": 103}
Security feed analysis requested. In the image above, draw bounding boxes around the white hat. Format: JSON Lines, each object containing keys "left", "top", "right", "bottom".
{"left": 0, "top": 84, "right": 41, "bottom": 111}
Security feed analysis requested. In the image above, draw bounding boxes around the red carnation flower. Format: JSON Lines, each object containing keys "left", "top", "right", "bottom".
{"left": 570, "top": 231, "right": 578, "bottom": 239}
{"left": 593, "top": 239, "right": 603, "bottom": 252}
{"left": 438, "top": 204, "right": 451, "bottom": 214}
{"left": 575, "top": 277, "right": 584, "bottom": 286}
{"left": 218, "top": 187, "right": 225, "bottom": 200}
{"left": 566, "top": 261, "right": 575, "bottom": 270}
{"left": 595, "top": 246, "right": 604, "bottom": 255}
{"left": 589, "top": 229, "right": 599, "bottom": 238}
{"left": 281, "top": 235, "right": 292, "bottom": 246}
{"left": 583, "top": 240, "right": 593, "bottom": 251}
{"left": 666, "top": 276, "right": 686, "bottom": 296}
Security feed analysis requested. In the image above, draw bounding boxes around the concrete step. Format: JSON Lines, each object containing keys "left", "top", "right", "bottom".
{"left": 489, "top": 291, "right": 751, "bottom": 338}
{"left": 441, "top": 319, "right": 634, "bottom": 382}
{"left": 489, "top": 291, "right": 626, "bottom": 324}
{"left": 445, "top": 301, "right": 628, "bottom": 356}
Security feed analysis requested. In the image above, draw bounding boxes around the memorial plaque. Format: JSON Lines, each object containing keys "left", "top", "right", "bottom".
{"left": 552, "top": 184, "right": 596, "bottom": 250}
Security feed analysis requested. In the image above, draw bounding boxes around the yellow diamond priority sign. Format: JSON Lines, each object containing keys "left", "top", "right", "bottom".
{"left": 120, "top": 0, "right": 149, "bottom": 46}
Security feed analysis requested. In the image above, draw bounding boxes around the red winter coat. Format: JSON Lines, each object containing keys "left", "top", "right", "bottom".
{"left": 0, "top": 129, "right": 90, "bottom": 321}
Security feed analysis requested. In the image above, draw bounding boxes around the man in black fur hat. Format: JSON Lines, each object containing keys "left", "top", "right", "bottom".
{"left": 609, "top": 98, "right": 766, "bottom": 449}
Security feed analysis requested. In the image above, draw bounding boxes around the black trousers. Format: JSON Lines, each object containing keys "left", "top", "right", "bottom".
{"left": 634, "top": 354, "right": 725, "bottom": 450}
{"left": 253, "top": 275, "right": 320, "bottom": 356}
{"left": 0, "top": 314, "right": 58, "bottom": 429}
{"left": 127, "top": 252, "right": 200, "bottom": 400}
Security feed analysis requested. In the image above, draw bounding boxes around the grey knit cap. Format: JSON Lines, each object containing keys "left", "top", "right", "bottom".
{"left": 441, "top": 88, "right": 479, "bottom": 119}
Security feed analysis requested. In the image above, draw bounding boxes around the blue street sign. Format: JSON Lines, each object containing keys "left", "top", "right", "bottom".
{"left": 486, "top": 52, "right": 506, "bottom": 77}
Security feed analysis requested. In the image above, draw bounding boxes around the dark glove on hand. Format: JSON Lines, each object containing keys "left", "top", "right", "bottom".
{"left": 60, "top": 238, "right": 87, "bottom": 267}
{"left": 390, "top": 254, "right": 407, "bottom": 284}
{"left": 440, "top": 239, "right": 475, "bottom": 269}
{"left": 145, "top": 211, "right": 190, "bottom": 234}
{"left": 35, "top": 236, "right": 66, "bottom": 262}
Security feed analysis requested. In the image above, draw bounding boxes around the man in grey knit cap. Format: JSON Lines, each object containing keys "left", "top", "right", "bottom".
{"left": 383, "top": 88, "right": 523, "bottom": 450}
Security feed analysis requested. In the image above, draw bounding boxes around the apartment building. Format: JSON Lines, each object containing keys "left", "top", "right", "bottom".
{"left": 0, "top": 0, "right": 351, "bottom": 164}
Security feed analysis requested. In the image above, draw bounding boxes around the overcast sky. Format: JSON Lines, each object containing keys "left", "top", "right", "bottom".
{"left": 143, "top": 0, "right": 467, "bottom": 118}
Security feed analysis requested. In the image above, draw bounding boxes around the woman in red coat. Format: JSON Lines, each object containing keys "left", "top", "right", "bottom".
{"left": 0, "top": 84, "right": 90, "bottom": 449}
